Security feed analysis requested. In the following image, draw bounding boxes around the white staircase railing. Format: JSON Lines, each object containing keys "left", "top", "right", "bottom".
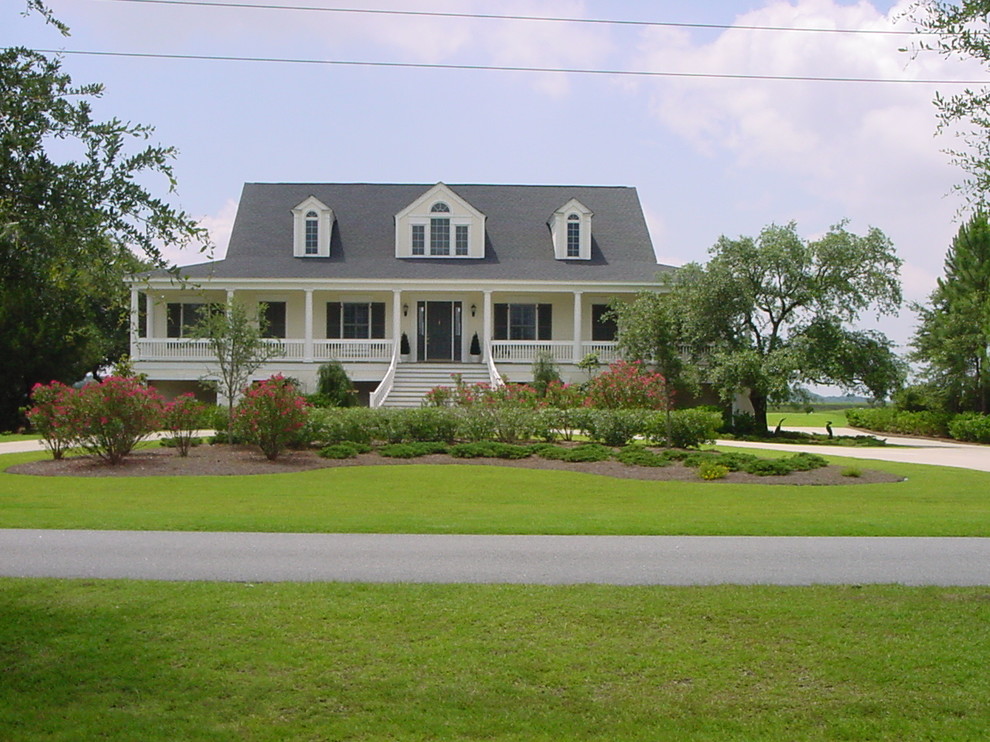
{"left": 485, "top": 342, "right": 504, "bottom": 388}
{"left": 369, "top": 338, "right": 401, "bottom": 408}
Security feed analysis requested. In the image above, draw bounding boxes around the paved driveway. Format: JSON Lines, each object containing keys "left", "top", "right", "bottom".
{"left": 3, "top": 530, "right": 990, "bottom": 585}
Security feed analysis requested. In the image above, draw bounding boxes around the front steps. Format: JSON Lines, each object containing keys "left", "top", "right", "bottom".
{"left": 381, "top": 362, "right": 491, "bottom": 408}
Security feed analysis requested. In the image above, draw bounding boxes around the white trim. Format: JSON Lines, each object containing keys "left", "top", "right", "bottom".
{"left": 394, "top": 183, "right": 486, "bottom": 259}
{"left": 549, "top": 198, "right": 593, "bottom": 261}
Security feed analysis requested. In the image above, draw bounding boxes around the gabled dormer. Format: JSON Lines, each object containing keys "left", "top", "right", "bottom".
{"left": 292, "top": 196, "right": 334, "bottom": 258}
{"left": 549, "top": 198, "right": 593, "bottom": 260}
{"left": 395, "top": 183, "right": 486, "bottom": 259}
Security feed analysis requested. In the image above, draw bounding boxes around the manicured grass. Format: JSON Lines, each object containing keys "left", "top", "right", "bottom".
{"left": 2, "top": 579, "right": 989, "bottom": 741}
{"left": 3, "top": 449, "right": 990, "bottom": 535}
{"left": 767, "top": 409, "right": 850, "bottom": 428}
{"left": 0, "top": 433, "right": 40, "bottom": 442}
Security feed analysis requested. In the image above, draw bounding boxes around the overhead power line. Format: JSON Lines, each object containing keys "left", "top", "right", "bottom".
{"left": 103, "top": 0, "right": 927, "bottom": 36}
{"left": 38, "top": 48, "right": 987, "bottom": 85}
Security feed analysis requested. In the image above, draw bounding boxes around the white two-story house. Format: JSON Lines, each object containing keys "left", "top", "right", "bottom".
{"left": 129, "top": 182, "right": 671, "bottom": 406}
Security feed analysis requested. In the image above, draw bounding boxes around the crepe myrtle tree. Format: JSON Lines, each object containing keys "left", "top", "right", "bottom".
{"left": 622, "top": 221, "right": 904, "bottom": 433}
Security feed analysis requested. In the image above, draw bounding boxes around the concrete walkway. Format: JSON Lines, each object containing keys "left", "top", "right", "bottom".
{"left": 3, "top": 530, "right": 990, "bottom": 585}
{"left": 717, "top": 426, "right": 990, "bottom": 473}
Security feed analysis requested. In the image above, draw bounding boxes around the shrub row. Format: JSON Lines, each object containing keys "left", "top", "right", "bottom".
{"left": 846, "top": 407, "right": 990, "bottom": 442}
{"left": 304, "top": 406, "right": 721, "bottom": 449}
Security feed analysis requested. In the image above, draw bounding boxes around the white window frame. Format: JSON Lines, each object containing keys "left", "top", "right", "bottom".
{"left": 395, "top": 183, "right": 486, "bottom": 259}
{"left": 292, "top": 196, "right": 335, "bottom": 258}
{"left": 550, "top": 198, "right": 593, "bottom": 260}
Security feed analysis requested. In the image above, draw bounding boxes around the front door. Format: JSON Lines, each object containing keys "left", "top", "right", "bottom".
{"left": 417, "top": 301, "right": 462, "bottom": 361}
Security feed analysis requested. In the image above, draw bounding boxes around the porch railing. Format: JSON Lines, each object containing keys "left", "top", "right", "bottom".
{"left": 134, "top": 338, "right": 391, "bottom": 363}
{"left": 489, "top": 340, "right": 620, "bottom": 364}
{"left": 369, "top": 338, "right": 401, "bottom": 408}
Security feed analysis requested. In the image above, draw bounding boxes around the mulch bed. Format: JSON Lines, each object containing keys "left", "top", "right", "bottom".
{"left": 8, "top": 444, "right": 904, "bottom": 485}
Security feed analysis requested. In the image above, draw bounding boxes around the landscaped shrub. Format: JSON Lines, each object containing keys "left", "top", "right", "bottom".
{"left": 161, "top": 393, "right": 208, "bottom": 457}
{"left": 531, "top": 351, "right": 562, "bottom": 396}
{"left": 697, "top": 460, "right": 729, "bottom": 480}
{"left": 318, "top": 441, "right": 371, "bottom": 459}
{"left": 669, "top": 408, "right": 722, "bottom": 449}
{"left": 308, "top": 361, "right": 357, "bottom": 408}
{"left": 584, "top": 360, "right": 670, "bottom": 409}
{"left": 231, "top": 376, "right": 309, "bottom": 461}
{"left": 742, "top": 458, "right": 794, "bottom": 476}
{"left": 400, "top": 407, "right": 460, "bottom": 443}
{"left": 25, "top": 380, "right": 78, "bottom": 460}
{"left": 71, "top": 376, "right": 163, "bottom": 465}
{"left": 455, "top": 407, "right": 497, "bottom": 442}
{"left": 846, "top": 408, "right": 952, "bottom": 438}
{"left": 948, "top": 413, "right": 990, "bottom": 443}
{"left": 556, "top": 443, "right": 613, "bottom": 463}
{"left": 583, "top": 408, "right": 648, "bottom": 446}
{"left": 615, "top": 445, "right": 670, "bottom": 468}
{"left": 478, "top": 405, "right": 540, "bottom": 444}
{"left": 707, "top": 452, "right": 759, "bottom": 472}
{"left": 448, "top": 442, "right": 532, "bottom": 459}
{"left": 377, "top": 441, "right": 448, "bottom": 458}
{"left": 784, "top": 452, "right": 829, "bottom": 471}
{"left": 304, "top": 407, "right": 379, "bottom": 445}
{"left": 681, "top": 451, "right": 721, "bottom": 469}
{"left": 841, "top": 466, "right": 862, "bottom": 478}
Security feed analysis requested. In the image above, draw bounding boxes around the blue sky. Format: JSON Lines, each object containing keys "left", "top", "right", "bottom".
{"left": 3, "top": 0, "right": 987, "bottom": 356}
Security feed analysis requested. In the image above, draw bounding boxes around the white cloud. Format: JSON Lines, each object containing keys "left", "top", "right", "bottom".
{"left": 156, "top": 198, "right": 237, "bottom": 268}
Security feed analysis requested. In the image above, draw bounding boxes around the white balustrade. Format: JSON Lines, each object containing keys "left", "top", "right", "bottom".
{"left": 580, "top": 342, "right": 619, "bottom": 363}
{"left": 135, "top": 338, "right": 391, "bottom": 362}
{"left": 489, "top": 341, "right": 574, "bottom": 363}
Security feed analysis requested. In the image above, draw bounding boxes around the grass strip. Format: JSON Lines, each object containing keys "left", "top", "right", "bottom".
{"left": 2, "top": 579, "right": 989, "bottom": 741}
{"left": 2, "top": 449, "right": 990, "bottom": 536}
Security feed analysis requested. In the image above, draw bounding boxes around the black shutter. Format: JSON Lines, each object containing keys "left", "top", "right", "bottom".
{"left": 538, "top": 304, "right": 552, "bottom": 340}
{"left": 371, "top": 303, "right": 386, "bottom": 339}
{"left": 264, "top": 302, "right": 286, "bottom": 339}
{"left": 166, "top": 303, "right": 181, "bottom": 338}
{"left": 494, "top": 303, "right": 508, "bottom": 340}
{"left": 592, "top": 304, "right": 617, "bottom": 341}
{"left": 326, "top": 302, "right": 341, "bottom": 339}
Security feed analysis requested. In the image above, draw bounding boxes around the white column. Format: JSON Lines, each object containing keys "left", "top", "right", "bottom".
{"left": 146, "top": 293, "right": 156, "bottom": 340}
{"left": 392, "top": 289, "right": 402, "bottom": 359}
{"left": 304, "top": 289, "right": 314, "bottom": 362}
{"left": 226, "top": 289, "right": 235, "bottom": 307}
{"left": 129, "top": 288, "right": 139, "bottom": 358}
{"left": 572, "top": 291, "right": 583, "bottom": 364}
{"left": 483, "top": 290, "right": 493, "bottom": 362}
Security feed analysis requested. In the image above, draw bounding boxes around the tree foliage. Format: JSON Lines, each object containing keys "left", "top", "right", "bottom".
{"left": 192, "top": 302, "right": 282, "bottom": 430}
{"left": 618, "top": 222, "right": 904, "bottom": 432}
{"left": 911, "top": 212, "right": 990, "bottom": 413}
{"left": 910, "top": 1, "right": 990, "bottom": 207}
{"left": 0, "top": 32, "right": 207, "bottom": 429}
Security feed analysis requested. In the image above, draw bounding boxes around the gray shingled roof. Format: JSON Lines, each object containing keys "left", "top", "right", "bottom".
{"left": 174, "top": 183, "right": 670, "bottom": 283}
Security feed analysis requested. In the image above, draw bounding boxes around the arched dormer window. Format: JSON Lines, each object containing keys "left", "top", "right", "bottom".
{"left": 566, "top": 214, "right": 581, "bottom": 258}
{"left": 292, "top": 197, "right": 334, "bottom": 257}
{"left": 395, "top": 184, "right": 486, "bottom": 259}
{"left": 304, "top": 211, "right": 319, "bottom": 255}
{"left": 550, "top": 198, "right": 593, "bottom": 260}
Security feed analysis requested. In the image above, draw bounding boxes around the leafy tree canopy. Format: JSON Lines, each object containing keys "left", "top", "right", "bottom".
{"left": 619, "top": 222, "right": 904, "bottom": 432}
{"left": 0, "top": 9, "right": 208, "bottom": 428}
{"left": 910, "top": 211, "right": 990, "bottom": 413}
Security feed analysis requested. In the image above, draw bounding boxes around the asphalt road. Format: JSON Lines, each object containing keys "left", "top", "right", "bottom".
{"left": 3, "top": 530, "right": 990, "bottom": 585}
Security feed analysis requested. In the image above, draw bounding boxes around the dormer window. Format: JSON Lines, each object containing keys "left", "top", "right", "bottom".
{"left": 395, "top": 184, "right": 486, "bottom": 259}
{"left": 550, "top": 198, "right": 593, "bottom": 260}
{"left": 292, "top": 196, "right": 334, "bottom": 258}
{"left": 566, "top": 214, "right": 581, "bottom": 257}
{"left": 304, "top": 211, "right": 319, "bottom": 255}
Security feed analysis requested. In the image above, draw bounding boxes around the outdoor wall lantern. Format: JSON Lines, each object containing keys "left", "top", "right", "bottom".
{"left": 470, "top": 304, "right": 477, "bottom": 317}
{"left": 403, "top": 304, "right": 408, "bottom": 317}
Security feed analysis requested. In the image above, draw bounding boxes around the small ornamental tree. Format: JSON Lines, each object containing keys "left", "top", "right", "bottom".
{"left": 25, "top": 380, "right": 78, "bottom": 459}
{"left": 161, "top": 393, "right": 208, "bottom": 457}
{"left": 584, "top": 361, "right": 671, "bottom": 410}
{"left": 232, "top": 376, "right": 309, "bottom": 460}
{"left": 72, "top": 376, "right": 163, "bottom": 464}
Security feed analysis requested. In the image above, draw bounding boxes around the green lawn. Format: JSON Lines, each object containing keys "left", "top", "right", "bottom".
{"left": 3, "top": 449, "right": 989, "bottom": 536}
{"left": 2, "top": 579, "right": 988, "bottom": 741}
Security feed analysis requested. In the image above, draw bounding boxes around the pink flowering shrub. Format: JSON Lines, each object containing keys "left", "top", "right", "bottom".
{"left": 26, "top": 381, "right": 79, "bottom": 460}
{"left": 161, "top": 393, "right": 208, "bottom": 457}
{"left": 72, "top": 377, "right": 164, "bottom": 464}
{"left": 583, "top": 361, "right": 671, "bottom": 410}
{"left": 232, "top": 376, "right": 309, "bottom": 460}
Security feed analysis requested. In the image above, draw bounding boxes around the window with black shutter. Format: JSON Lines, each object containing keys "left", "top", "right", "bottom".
{"left": 326, "top": 302, "right": 386, "bottom": 339}
{"left": 262, "top": 302, "right": 287, "bottom": 338}
{"left": 493, "top": 303, "right": 552, "bottom": 340}
{"left": 591, "top": 304, "right": 617, "bottom": 341}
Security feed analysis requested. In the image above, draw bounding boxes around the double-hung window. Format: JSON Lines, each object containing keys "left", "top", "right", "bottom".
{"left": 493, "top": 303, "right": 553, "bottom": 341}
{"left": 166, "top": 303, "right": 212, "bottom": 338}
{"left": 326, "top": 302, "right": 386, "bottom": 339}
{"left": 566, "top": 214, "right": 581, "bottom": 258}
{"left": 429, "top": 202, "right": 451, "bottom": 255}
{"left": 262, "top": 302, "right": 287, "bottom": 339}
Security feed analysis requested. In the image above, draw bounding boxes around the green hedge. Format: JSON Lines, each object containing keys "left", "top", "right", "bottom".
{"left": 846, "top": 407, "right": 989, "bottom": 442}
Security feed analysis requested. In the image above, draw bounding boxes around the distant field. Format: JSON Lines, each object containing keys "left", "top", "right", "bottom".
{"left": 767, "top": 408, "right": 851, "bottom": 428}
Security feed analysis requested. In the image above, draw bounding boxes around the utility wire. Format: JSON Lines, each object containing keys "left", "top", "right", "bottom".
{"left": 37, "top": 48, "right": 987, "bottom": 85}
{"left": 103, "top": 0, "right": 927, "bottom": 36}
